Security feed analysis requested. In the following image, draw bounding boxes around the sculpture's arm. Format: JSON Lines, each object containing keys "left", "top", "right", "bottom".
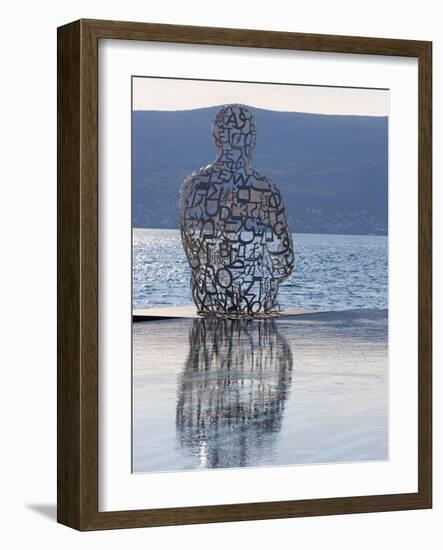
{"left": 179, "top": 175, "right": 202, "bottom": 269}
{"left": 264, "top": 186, "right": 295, "bottom": 281}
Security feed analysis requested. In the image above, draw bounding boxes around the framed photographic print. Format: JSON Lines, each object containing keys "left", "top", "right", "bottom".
{"left": 57, "top": 19, "right": 432, "bottom": 530}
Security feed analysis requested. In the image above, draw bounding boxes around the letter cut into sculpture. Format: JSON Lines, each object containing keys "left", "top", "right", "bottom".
{"left": 179, "top": 104, "right": 294, "bottom": 317}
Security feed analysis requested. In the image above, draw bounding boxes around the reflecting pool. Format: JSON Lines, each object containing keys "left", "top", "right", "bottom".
{"left": 132, "top": 310, "right": 388, "bottom": 473}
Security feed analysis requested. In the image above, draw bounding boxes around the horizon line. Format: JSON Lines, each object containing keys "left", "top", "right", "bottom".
{"left": 132, "top": 76, "right": 389, "bottom": 117}
{"left": 132, "top": 105, "right": 389, "bottom": 118}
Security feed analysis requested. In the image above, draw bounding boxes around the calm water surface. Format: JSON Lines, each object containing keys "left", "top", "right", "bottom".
{"left": 133, "top": 228, "right": 388, "bottom": 311}
{"left": 133, "top": 310, "right": 388, "bottom": 473}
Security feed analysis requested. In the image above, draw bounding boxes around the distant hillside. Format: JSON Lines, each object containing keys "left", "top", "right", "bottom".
{"left": 133, "top": 106, "right": 388, "bottom": 235}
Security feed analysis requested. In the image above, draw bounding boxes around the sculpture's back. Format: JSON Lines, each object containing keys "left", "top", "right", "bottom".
{"left": 179, "top": 104, "right": 294, "bottom": 317}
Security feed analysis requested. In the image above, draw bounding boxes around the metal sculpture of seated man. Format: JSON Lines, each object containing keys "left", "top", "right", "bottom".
{"left": 179, "top": 104, "right": 294, "bottom": 317}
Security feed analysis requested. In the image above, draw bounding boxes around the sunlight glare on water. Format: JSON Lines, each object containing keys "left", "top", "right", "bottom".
{"left": 132, "top": 228, "right": 388, "bottom": 311}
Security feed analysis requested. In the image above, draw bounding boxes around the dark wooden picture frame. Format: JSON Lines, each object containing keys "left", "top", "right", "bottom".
{"left": 57, "top": 18, "right": 432, "bottom": 531}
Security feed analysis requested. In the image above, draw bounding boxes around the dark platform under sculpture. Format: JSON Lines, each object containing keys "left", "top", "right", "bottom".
{"left": 132, "top": 305, "right": 324, "bottom": 322}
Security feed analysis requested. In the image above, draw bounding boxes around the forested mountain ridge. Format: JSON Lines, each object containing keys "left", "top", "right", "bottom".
{"left": 133, "top": 107, "right": 388, "bottom": 235}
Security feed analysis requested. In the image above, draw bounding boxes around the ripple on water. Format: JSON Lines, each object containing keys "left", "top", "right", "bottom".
{"left": 132, "top": 229, "right": 388, "bottom": 311}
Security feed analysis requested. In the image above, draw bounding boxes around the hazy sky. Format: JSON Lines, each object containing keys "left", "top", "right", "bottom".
{"left": 132, "top": 77, "right": 389, "bottom": 116}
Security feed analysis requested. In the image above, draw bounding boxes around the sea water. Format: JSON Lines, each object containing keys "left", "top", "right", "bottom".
{"left": 132, "top": 228, "right": 388, "bottom": 311}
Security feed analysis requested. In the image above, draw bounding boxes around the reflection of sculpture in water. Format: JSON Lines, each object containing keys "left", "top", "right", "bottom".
{"left": 179, "top": 104, "right": 294, "bottom": 317}
{"left": 176, "top": 318, "right": 293, "bottom": 469}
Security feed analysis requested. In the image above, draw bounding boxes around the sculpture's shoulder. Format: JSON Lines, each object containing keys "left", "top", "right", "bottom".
{"left": 181, "top": 163, "right": 214, "bottom": 188}
{"left": 250, "top": 170, "right": 284, "bottom": 204}
{"left": 179, "top": 163, "right": 214, "bottom": 199}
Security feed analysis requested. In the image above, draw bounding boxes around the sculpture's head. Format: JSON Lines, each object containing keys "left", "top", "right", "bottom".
{"left": 212, "top": 104, "right": 256, "bottom": 157}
